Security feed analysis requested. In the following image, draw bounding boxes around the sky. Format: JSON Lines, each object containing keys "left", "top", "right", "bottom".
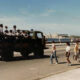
{"left": 0, "top": 0, "right": 80, "bottom": 35}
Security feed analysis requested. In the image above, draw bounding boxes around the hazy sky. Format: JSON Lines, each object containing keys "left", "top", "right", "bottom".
{"left": 0, "top": 0, "right": 80, "bottom": 35}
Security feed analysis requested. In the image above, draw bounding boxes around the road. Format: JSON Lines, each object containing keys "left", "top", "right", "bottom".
{"left": 0, "top": 43, "right": 80, "bottom": 80}
{"left": 41, "top": 68, "right": 80, "bottom": 80}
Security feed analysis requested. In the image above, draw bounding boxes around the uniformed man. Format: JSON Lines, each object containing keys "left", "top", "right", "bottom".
{"left": 13, "top": 25, "right": 17, "bottom": 35}
{"left": 4, "top": 30, "right": 9, "bottom": 35}
{"left": 4, "top": 26, "right": 8, "bottom": 34}
{"left": 21, "top": 30, "right": 26, "bottom": 36}
{"left": 16, "top": 29, "right": 21, "bottom": 36}
{"left": 0, "top": 24, "right": 3, "bottom": 33}
{"left": 8, "top": 30, "right": 14, "bottom": 36}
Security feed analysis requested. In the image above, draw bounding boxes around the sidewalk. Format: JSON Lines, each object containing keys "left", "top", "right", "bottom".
{"left": 41, "top": 68, "right": 80, "bottom": 80}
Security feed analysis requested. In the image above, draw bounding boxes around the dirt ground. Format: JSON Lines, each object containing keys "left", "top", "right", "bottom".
{"left": 0, "top": 43, "right": 80, "bottom": 80}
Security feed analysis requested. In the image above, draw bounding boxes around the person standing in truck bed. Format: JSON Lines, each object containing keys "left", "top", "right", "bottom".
{"left": 0, "top": 24, "right": 3, "bottom": 34}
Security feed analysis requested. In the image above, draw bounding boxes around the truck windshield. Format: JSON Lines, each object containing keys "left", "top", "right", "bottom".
{"left": 30, "top": 33, "right": 33, "bottom": 37}
{"left": 37, "top": 33, "right": 42, "bottom": 38}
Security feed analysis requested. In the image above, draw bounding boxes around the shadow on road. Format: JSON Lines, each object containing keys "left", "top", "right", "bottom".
{"left": 0, "top": 55, "right": 50, "bottom": 62}
{"left": 71, "top": 64, "right": 80, "bottom": 66}
{"left": 59, "top": 62, "right": 67, "bottom": 64}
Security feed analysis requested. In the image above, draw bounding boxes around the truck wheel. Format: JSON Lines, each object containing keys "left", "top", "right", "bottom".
{"left": 34, "top": 46, "right": 44, "bottom": 58}
{"left": 39, "top": 48, "right": 44, "bottom": 57}
{"left": 2, "top": 50, "right": 13, "bottom": 61}
{"left": 21, "top": 51, "right": 29, "bottom": 59}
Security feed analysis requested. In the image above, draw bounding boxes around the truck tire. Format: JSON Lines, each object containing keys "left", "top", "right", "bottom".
{"left": 34, "top": 44, "right": 44, "bottom": 58}
{"left": 2, "top": 50, "right": 13, "bottom": 61}
{"left": 21, "top": 51, "right": 29, "bottom": 59}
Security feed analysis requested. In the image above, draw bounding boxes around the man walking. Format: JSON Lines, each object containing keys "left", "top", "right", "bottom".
{"left": 66, "top": 42, "right": 71, "bottom": 66}
{"left": 50, "top": 41, "right": 58, "bottom": 64}
{"left": 73, "top": 42, "right": 79, "bottom": 61}
{"left": 0, "top": 24, "right": 3, "bottom": 33}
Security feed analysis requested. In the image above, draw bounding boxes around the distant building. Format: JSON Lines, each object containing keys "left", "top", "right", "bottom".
{"left": 58, "top": 34, "right": 69, "bottom": 38}
{"left": 45, "top": 33, "right": 69, "bottom": 39}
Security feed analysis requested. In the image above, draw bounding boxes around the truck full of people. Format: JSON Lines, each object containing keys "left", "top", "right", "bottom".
{"left": 0, "top": 24, "right": 45, "bottom": 61}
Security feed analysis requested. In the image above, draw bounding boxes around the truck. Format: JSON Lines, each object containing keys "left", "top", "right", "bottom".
{"left": 0, "top": 30, "right": 45, "bottom": 61}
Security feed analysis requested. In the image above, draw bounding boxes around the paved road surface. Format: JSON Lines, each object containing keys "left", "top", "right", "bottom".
{"left": 41, "top": 68, "right": 80, "bottom": 80}
{"left": 0, "top": 43, "right": 80, "bottom": 80}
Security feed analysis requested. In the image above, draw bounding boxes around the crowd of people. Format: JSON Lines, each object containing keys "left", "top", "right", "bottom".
{"left": 0, "top": 24, "right": 29, "bottom": 38}
{"left": 50, "top": 41, "right": 80, "bottom": 66}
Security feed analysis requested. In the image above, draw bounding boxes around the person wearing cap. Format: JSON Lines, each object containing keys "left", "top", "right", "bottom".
{"left": 4, "top": 26, "right": 8, "bottom": 34}
{"left": 13, "top": 25, "right": 17, "bottom": 35}
{"left": 8, "top": 30, "right": 14, "bottom": 36}
{"left": 16, "top": 29, "right": 21, "bottom": 36}
{"left": 21, "top": 30, "right": 28, "bottom": 38}
{"left": 0, "top": 24, "right": 3, "bottom": 33}
{"left": 4, "top": 30, "right": 9, "bottom": 35}
{"left": 21, "top": 30, "right": 25, "bottom": 36}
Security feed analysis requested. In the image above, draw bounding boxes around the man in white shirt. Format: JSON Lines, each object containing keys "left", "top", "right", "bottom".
{"left": 8, "top": 30, "right": 14, "bottom": 36}
{"left": 66, "top": 42, "right": 71, "bottom": 66}
{"left": 50, "top": 41, "right": 58, "bottom": 64}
